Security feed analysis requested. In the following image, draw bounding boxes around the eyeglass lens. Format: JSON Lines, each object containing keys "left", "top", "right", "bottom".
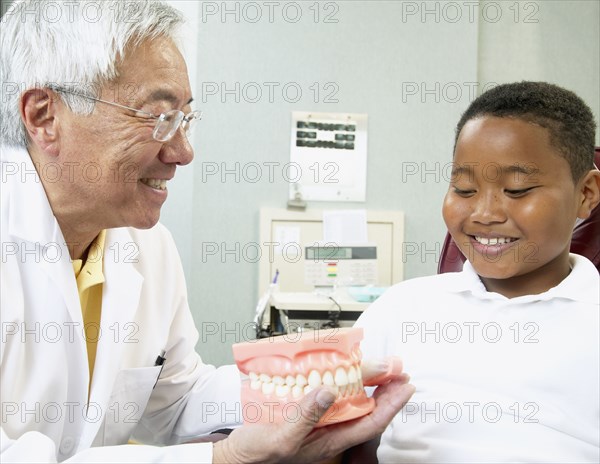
{"left": 153, "top": 110, "right": 185, "bottom": 142}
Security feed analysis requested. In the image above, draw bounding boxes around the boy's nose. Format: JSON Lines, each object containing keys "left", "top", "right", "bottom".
{"left": 470, "top": 191, "right": 507, "bottom": 224}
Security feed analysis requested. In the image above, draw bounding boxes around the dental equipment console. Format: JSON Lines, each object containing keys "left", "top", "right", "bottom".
{"left": 256, "top": 244, "right": 380, "bottom": 336}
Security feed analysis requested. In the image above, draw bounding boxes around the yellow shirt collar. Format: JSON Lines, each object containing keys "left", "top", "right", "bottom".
{"left": 72, "top": 230, "right": 106, "bottom": 291}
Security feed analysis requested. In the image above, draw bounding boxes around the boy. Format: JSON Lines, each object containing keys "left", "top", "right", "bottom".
{"left": 355, "top": 82, "right": 600, "bottom": 463}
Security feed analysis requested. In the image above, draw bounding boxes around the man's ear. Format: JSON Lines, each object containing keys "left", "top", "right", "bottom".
{"left": 576, "top": 169, "right": 600, "bottom": 219}
{"left": 20, "top": 87, "right": 61, "bottom": 157}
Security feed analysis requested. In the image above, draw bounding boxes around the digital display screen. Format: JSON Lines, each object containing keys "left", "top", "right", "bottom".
{"left": 305, "top": 246, "right": 376, "bottom": 260}
{"left": 306, "top": 247, "right": 351, "bottom": 260}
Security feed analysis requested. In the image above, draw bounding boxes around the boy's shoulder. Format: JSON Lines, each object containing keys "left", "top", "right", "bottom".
{"left": 361, "top": 270, "right": 474, "bottom": 321}
{"left": 381, "top": 268, "right": 475, "bottom": 301}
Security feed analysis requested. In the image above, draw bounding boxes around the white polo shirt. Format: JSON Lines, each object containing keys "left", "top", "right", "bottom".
{"left": 356, "top": 254, "right": 599, "bottom": 463}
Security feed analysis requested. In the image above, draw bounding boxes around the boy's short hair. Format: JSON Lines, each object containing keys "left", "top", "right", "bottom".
{"left": 454, "top": 81, "right": 597, "bottom": 182}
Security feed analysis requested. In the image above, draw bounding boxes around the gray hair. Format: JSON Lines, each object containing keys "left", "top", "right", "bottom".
{"left": 0, "top": 0, "right": 183, "bottom": 147}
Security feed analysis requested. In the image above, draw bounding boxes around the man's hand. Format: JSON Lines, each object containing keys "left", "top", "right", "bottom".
{"left": 212, "top": 375, "right": 414, "bottom": 463}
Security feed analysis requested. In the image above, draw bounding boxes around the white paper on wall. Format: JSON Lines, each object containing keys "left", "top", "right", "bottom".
{"left": 289, "top": 111, "right": 368, "bottom": 202}
{"left": 323, "top": 210, "right": 368, "bottom": 244}
{"left": 274, "top": 225, "right": 301, "bottom": 255}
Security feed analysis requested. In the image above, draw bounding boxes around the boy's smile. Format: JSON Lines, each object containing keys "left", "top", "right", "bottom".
{"left": 442, "top": 116, "right": 587, "bottom": 297}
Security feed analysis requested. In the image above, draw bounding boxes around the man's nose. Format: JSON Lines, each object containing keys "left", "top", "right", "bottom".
{"left": 158, "top": 129, "right": 194, "bottom": 166}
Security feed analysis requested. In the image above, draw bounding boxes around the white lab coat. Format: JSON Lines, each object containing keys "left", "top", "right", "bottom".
{"left": 0, "top": 146, "right": 241, "bottom": 463}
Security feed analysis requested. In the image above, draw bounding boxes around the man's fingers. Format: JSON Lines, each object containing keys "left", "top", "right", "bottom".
{"left": 297, "top": 387, "right": 337, "bottom": 428}
{"left": 361, "top": 357, "right": 404, "bottom": 386}
{"left": 214, "top": 387, "right": 339, "bottom": 463}
{"left": 361, "top": 359, "right": 390, "bottom": 381}
{"left": 270, "top": 387, "right": 337, "bottom": 451}
{"left": 289, "top": 379, "right": 416, "bottom": 462}
{"left": 368, "top": 379, "right": 416, "bottom": 430}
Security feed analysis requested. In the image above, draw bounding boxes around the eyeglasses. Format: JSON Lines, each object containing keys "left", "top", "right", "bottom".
{"left": 53, "top": 87, "right": 202, "bottom": 142}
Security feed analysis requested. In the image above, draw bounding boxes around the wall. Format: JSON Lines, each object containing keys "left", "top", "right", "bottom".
{"left": 0, "top": 0, "right": 11, "bottom": 16}
{"left": 162, "top": 1, "right": 599, "bottom": 366}
{"left": 478, "top": 0, "right": 599, "bottom": 144}
{"left": 184, "top": 0, "right": 479, "bottom": 365}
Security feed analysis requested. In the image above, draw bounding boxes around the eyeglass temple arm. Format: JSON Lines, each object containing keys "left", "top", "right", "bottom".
{"left": 50, "top": 86, "right": 157, "bottom": 118}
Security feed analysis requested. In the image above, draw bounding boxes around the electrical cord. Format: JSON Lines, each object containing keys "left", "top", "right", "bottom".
{"left": 321, "top": 296, "right": 342, "bottom": 329}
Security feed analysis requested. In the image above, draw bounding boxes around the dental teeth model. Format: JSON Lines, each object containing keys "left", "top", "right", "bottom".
{"left": 233, "top": 327, "right": 394, "bottom": 427}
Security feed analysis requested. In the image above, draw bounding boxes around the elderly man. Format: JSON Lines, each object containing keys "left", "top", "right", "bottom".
{"left": 0, "top": 1, "right": 414, "bottom": 462}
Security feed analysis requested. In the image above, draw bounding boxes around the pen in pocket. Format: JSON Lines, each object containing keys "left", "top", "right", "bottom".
{"left": 154, "top": 350, "right": 166, "bottom": 366}
{"left": 153, "top": 350, "right": 166, "bottom": 389}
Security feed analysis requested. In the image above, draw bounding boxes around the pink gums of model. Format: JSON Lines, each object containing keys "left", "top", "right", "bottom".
{"left": 232, "top": 327, "right": 398, "bottom": 427}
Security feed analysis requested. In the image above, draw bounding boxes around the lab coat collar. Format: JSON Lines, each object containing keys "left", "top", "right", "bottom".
{"left": 2, "top": 145, "right": 86, "bottom": 329}
{"left": 2, "top": 145, "right": 64, "bottom": 247}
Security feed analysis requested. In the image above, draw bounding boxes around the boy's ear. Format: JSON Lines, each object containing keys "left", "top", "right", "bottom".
{"left": 576, "top": 169, "right": 600, "bottom": 219}
{"left": 20, "top": 87, "right": 61, "bottom": 157}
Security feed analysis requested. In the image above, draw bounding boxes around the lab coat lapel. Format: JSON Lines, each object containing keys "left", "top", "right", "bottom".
{"left": 80, "top": 227, "right": 144, "bottom": 447}
{"left": 5, "top": 147, "right": 85, "bottom": 340}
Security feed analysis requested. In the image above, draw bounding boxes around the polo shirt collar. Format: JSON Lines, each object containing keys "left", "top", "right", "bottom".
{"left": 448, "top": 254, "right": 598, "bottom": 304}
{"left": 72, "top": 229, "right": 106, "bottom": 291}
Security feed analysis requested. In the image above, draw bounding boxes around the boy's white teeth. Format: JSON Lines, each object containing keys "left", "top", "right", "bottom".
{"left": 249, "top": 365, "right": 364, "bottom": 399}
{"left": 141, "top": 178, "right": 167, "bottom": 190}
{"left": 474, "top": 236, "right": 516, "bottom": 245}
